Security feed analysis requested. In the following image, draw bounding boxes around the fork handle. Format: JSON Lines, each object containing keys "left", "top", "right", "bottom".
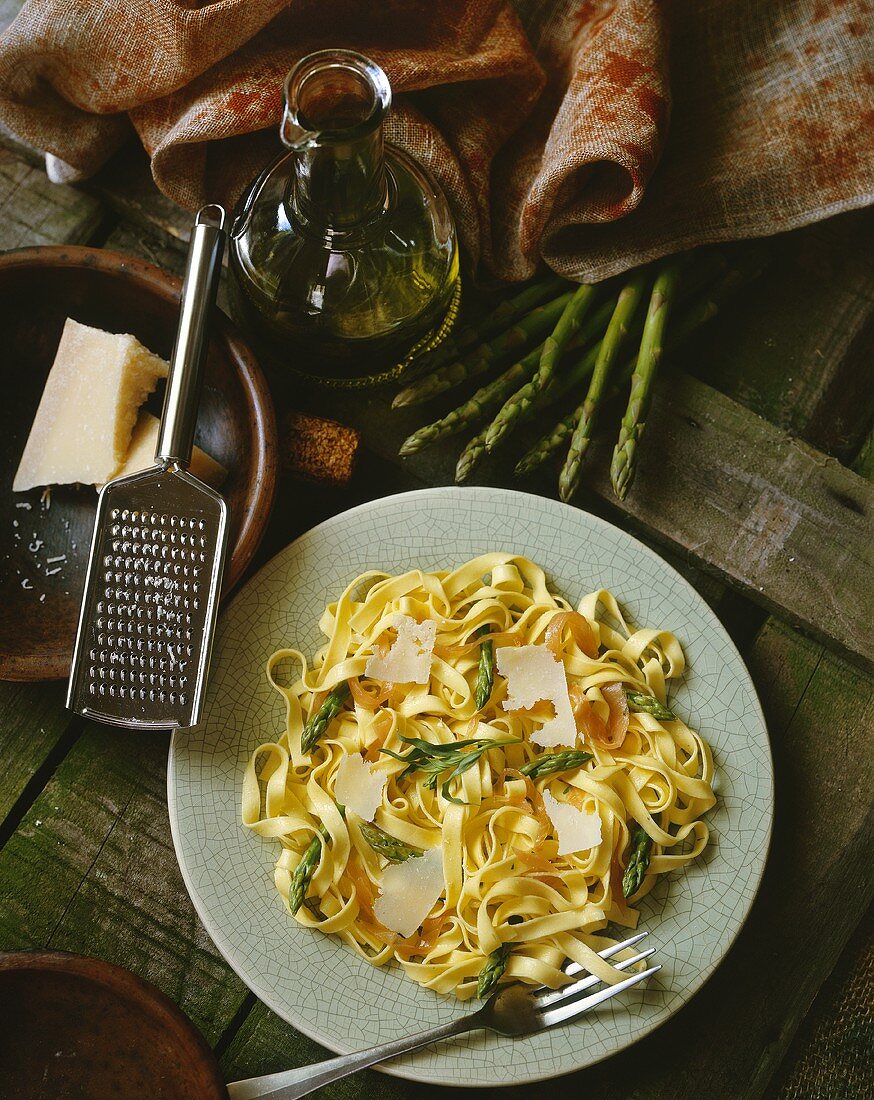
{"left": 225, "top": 1013, "right": 484, "bottom": 1100}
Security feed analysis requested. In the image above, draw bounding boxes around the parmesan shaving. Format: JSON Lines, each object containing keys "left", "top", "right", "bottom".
{"left": 542, "top": 790, "right": 602, "bottom": 855}
{"left": 373, "top": 847, "right": 444, "bottom": 937}
{"left": 333, "top": 753, "right": 386, "bottom": 822}
{"left": 364, "top": 614, "right": 436, "bottom": 684}
{"left": 496, "top": 644, "right": 576, "bottom": 747}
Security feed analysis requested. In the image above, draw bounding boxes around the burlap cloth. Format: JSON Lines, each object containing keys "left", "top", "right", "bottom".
{"left": 0, "top": 1, "right": 871, "bottom": 282}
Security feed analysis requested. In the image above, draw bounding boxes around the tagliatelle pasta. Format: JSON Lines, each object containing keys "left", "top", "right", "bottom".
{"left": 242, "top": 554, "right": 716, "bottom": 1001}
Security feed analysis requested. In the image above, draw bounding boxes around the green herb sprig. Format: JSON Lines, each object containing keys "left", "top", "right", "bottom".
{"left": 382, "top": 734, "right": 521, "bottom": 805}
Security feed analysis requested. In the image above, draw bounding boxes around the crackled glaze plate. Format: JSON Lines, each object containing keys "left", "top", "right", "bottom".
{"left": 168, "top": 487, "right": 773, "bottom": 1087}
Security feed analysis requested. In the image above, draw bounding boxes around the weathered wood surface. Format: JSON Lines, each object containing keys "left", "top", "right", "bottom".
{"left": 688, "top": 210, "right": 874, "bottom": 464}
{"left": 0, "top": 682, "right": 76, "bottom": 827}
{"left": 0, "top": 146, "right": 105, "bottom": 249}
{"left": 0, "top": 721, "right": 250, "bottom": 1044}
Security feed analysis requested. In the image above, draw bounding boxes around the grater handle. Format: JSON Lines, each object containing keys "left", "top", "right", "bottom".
{"left": 156, "top": 204, "right": 227, "bottom": 467}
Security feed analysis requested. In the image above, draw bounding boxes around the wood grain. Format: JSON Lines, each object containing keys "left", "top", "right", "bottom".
{"left": 0, "top": 722, "right": 249, "bottom": 1045}
{"left": 0, "top": 682, "right": 77, "bottom": 823}
{"left": 686, "top": 211, "right": 874, "bottom": 464}
{"left": 0, "top": 147, "right": 105, "bottom": 250}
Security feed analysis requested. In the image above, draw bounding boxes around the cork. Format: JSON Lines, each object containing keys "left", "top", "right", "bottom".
{"left": 282, "top": 410, "right": 361, "bottom": 486}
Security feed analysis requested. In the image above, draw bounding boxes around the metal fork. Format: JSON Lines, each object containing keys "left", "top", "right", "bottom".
{"left": 226, "top": 932, "right": 659, "bottom": 1099}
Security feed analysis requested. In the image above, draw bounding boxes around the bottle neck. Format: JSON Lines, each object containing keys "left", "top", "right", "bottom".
{"left": 291, "top": 125, "right": 387, "bottom": 228}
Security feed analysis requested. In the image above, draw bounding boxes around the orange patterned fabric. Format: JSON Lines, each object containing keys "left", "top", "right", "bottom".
{"left": 0, "top": 0, "right": 871, "bottom": 281}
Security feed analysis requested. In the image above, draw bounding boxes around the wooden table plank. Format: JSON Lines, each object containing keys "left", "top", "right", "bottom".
{"left": 0, "top": 720, "right": 249, "bottom": 1044}
{"left": 0, "top": 146, "right": 105, "bottom": 250}
{"left": 687, "top": 210, "right": 874, "bottom": 464}
{"left": 0, "top": 682, "right": 78, "bottom": 828}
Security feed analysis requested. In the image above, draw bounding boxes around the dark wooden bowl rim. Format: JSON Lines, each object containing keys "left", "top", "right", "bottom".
{"left": 0, "top": 949, "right": 229, "bottom": 1098}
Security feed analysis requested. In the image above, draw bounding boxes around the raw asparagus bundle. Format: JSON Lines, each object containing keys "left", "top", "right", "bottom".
{"left": 394, "top": 290, "right": 573, "bottom": 407}
{"left": 395, "top": 246, "right": 761, "bottom": 501}
{"left": 400, "top": 275, "right": 567, "bottom": 384}
{"left": 514, "top": 258, "right": 760, "bottom": 476}
{"left": 400, "top": 295, "right": 618, "bottom": 456}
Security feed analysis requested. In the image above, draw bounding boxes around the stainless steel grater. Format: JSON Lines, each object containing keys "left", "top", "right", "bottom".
{"left": 67, "top": 205, "right": 229, "bottom": 729}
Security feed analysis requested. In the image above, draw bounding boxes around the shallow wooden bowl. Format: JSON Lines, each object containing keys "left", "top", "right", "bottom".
{"left": 0, "top": 951, "right": 228, "bottom": 1098}
{"left": 0, "top": 246, "right": 277, "bottom": 681}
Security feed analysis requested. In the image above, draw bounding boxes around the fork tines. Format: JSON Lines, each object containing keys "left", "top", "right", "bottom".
{"left": 535, "top": 931, "right": 661, "bottom": 1027}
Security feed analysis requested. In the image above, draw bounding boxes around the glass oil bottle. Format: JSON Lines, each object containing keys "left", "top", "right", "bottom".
{"left": 229, "top": 50, "right": 459, "bottom": 385}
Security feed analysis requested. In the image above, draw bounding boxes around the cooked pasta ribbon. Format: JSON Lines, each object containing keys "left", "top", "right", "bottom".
{"left": 242, "top": 554, "right": 716, "bottom": 1000}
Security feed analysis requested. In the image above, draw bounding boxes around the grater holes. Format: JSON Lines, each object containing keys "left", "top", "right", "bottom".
{"left": 84, "top": 504, "right": 213, "bottom": 715}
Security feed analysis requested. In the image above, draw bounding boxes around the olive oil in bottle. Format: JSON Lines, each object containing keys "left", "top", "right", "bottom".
{"left": 229, "top": 50, "right": 459, "bottom": 385}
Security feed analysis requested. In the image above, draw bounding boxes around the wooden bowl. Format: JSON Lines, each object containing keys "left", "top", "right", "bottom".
{"left": 0, "top": 246, "right": 277, "bottom": 681}
{"left": 0, "top": 950, "right": 228, "bottom": 1098}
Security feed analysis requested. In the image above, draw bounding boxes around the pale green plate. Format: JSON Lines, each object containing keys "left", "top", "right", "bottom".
{"left": 168, "top": 487, "right": 773, "bottom": 1087}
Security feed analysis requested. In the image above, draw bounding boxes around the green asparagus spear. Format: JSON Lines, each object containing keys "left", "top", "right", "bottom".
{"left": 401, "top": 276, "right": 567, "bottom": 384}
{"left": 289, "top": 823, "right": 329, "bottom": 914}
{"left": 626, "top": 690, "right": 677, "bottom": 721}
{"left": 514, "top": 257, "right": 763, "bottom": 476}
{"left": 454, "top": 425, "right": 490, "bottom": 483}
{"left": 537, "top": 282, "right": 600, "bottom": 389}
{"left": 359, "top": 822, "right": 424, "bottom": 863}
{"left": 558, "top": 270, "right": 650, "bottom": 503}
{"left": 474, "top": 627, "right": 494, "bottom": 710}
{"left": 382, "top": 734, "right": 521, "bottom": 805}
{"left": 514, "top": 409, "right": 578, "bottom": 475}
{"left": 622, "top": 825, "right": 653, "bottom": 898}
{"left": 394, "top": 292, "right": 573, "bottom": 407}
{"left": 301, "top": 681, "right": 351, "bottom": 754}
{"left": 483, "top": 295, "right": 619, "bottom": 453}
{"left": 520, "top": 749, "right": 594, "bottom": 780}
{"left": 477, "top": 943, "right": 511, "bottom": 999}
{"left": 610, "top": 256, "right": 685, "bottom": 501}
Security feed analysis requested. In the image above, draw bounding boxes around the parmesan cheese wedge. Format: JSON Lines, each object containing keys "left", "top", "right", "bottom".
{"left": 14, "top": 318, "right": 170, "bottom": 491}
{"left": 110, "top": 411, "right": 227, "bottom": 489}
{"left": 542, "top": 790, "right": 602, "bottom": 855}
{"left": 496, "top": 644, "right": 576, "bottom": 747}
{"left": 333, "top": 752, "right": 387, "bottom": 822}
{"left": 373, "top": 846, "right": 444, "bottom": 937}
{"left": 364, "top": 614, "right": 436, "bottom": 684}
